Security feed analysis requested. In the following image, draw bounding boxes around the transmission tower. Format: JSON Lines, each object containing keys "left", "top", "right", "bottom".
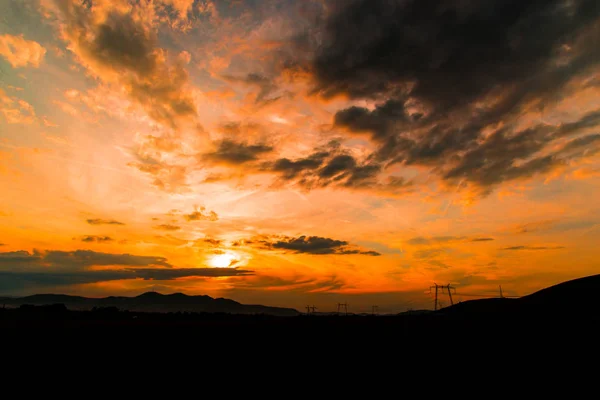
{"left": 305, "top": 305, "right": 318, "bottom": 314}
{"left": 372, "top": 305, "right": 379, "bottom": 315}
{"left": 429, "top": 283, "right": 456, "bottom": 311}
{"left": 337, "top": 303, "right": 348, "bottom": 315}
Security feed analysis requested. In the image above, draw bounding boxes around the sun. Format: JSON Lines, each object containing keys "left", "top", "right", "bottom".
{"left": 209, "top": 252, "right": 239, "bottom": 268}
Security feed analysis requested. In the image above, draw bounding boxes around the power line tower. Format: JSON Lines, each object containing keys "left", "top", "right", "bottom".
{"left": 429, "top": 283, "right": 456, "bottom": 311}
{"left": 337, "top": 303, "right": 348, "bottom": 315}
{"left": 499, "top": 285, "right": 504, "bottom": 299}
{"left": 371, "top": 305, "right": 379, "bottom": 315}
{"left": 305, "top": 305, "right": 318, "bottom": 314}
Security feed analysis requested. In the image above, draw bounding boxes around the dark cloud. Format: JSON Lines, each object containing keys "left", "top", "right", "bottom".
{"left": 266, "top": 142, "right": 406, "bottom": 192}
{"left": 270, "top": 151, "right": 329, "bottom": 179}
{"left": 0, "top": 249, "right": 253, "bottom": 290}
{"left": 154, "top": 224, "right": 181, "bottom": 231}
{"left": 0, "top": 249, "right": 171, "bottom": 269}
{"left": 255, "top": 235, "right": 381, "bottom": 256}
{"left": 319, "top": 155, "right": 356, "bottom": 178}
{"left": 203, "top": 140, "right": 273, "bottom": 165}
{"left": 305, "top": 0, "right": 600, "bottom": 192}
{"left": 502, "top": 246, "right": 565, "bottom": 251}
{"left": 0, "top": 268, "right": 252, "bottom": 288}
{"left": 184, "top": 207, "right": 218, "bottom": 222}
{"left": 79, "top": 235, "right": 114, "bottom": 243}
{"left": 471, "top": 238, "right": 495, "bottom": 242}
{"left": 315, "top": 0, "right": 600, "bottom": 103}
{"left": 86, "top": 218, "right": 124, "bottom": 226}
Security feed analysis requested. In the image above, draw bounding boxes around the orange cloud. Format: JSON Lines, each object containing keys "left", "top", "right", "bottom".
{"left": 0, "top": 89, "right": 36, "bottom": 125}
{"left": 46, "top": 0, "right": 197, "bottom": 130}
{"left": 0, "top": 34, "right": 46, "bottom": 68}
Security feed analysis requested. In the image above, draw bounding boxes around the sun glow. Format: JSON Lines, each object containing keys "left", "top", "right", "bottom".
{"left": 209, "top": 252, "right": 240, "bottom": 268}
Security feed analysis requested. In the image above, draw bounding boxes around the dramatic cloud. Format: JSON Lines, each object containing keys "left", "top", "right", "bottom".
{"left": 0, "top": 34, "right": 46, "bottom": 68}
{"left": 308, "top": 0, "right": 600, "bottom": 192}
{"left": 253, "top": 235, "right": 381, "bottom": 256}
{"left": 86, "top": 218, "right": 125, "bottom": 225}
{"left": 154, "top": 224, "right": 181, "bottom": 231}
{"left": 47, "top": 0, "right": 197, "bottom": 129}
{"left": 203, "top": 140, "right": 273, "bottom": 165}
{"left": 502, "top": 246, "right": 565, "bottom": 251}
{"left": 265, "top": 142, "right": 409, "bottom": 193}
{"left": 184, "top": 206, "right": 218, "bottom": 222}
{"left": 79, "top": 235, "right": 114, "bottom": 243}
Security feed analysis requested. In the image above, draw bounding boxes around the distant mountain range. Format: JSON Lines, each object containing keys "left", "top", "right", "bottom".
{"left": 0, "top": 291, "right": 300, "bottom": 317}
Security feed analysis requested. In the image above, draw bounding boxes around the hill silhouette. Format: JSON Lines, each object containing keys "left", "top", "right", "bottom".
{"left": 0, "top": 291, "right": 299, "bottom": 317}
{"left": 438, "top": 274, "right": 600, "bottom": 316}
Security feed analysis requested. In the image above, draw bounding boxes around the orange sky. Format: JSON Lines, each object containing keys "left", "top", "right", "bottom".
{"left": 1, "top": 0, "right": 599, "bottom": 313}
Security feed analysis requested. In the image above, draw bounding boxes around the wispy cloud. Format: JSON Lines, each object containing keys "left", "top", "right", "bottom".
{"left": 154, "top": 224, "right": 181, "bottom": 231}
{"left": 502, "top": 246, "right": 565, "bottom": 251}
{"left": 79, "top": 235, "right": 114, "bottom": 243}
{"left": 86, "top": 219, "right": 125, "bottom": 226}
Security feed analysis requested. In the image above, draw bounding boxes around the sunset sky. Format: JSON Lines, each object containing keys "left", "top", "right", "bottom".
{"left": 1, "top": 0, "right": 600, "bottom": 313}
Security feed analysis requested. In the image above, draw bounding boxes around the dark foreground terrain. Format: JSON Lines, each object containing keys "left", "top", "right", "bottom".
{"left": 2, "top": 275, "right": 600, "bottom": 340}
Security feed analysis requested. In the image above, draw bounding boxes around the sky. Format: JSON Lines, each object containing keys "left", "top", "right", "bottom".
{"left": 1, "top": 0, "right": 599, "bottom": 313}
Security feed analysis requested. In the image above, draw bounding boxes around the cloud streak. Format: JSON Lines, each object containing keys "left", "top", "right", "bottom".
{"left": 86, "top": 218, "right": 125, "bottom": 226}
{"left": 79, "top": 235, "right": 114, "bottom": 243}
{"left": 502, "top": 246, "right": 565, "bottom": 251}
{"left": 154, "top": 224, "right": 181, "bottom": 231}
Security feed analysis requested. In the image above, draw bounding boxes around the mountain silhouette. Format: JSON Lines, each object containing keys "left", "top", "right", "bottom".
{"left": 0, "top": 291, "right": 299, "bottom": 316}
